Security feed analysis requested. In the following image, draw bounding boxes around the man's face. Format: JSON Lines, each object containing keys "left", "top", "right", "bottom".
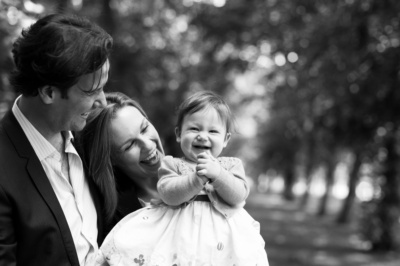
{"left": 52, "top": 60, "right": 109, "bottom": 132}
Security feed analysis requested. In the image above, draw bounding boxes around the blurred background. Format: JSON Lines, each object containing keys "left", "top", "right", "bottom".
{"left": 1, "top": 0, "right": 400, "bottom": 265}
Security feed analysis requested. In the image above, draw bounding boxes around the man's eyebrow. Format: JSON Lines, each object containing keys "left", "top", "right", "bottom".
{"left": 78, "top": 84, "right": 103, "bottom": 95}
{"left": 141, "top": 117, "right": 148, "bottom": 127}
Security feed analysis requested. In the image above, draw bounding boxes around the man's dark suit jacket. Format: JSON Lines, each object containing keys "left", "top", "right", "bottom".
{"left": 0, "top": 110, "right": 105, "bottom": 266}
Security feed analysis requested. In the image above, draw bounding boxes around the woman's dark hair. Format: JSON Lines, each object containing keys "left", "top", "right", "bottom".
{"left": 75, "top": 92, "right": 147, "bottom": 223}
{"left": 10, "top": 13, "right": 113, "bottom": 97}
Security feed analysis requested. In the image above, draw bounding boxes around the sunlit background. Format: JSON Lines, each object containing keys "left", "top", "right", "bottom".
{"left": 1, "top": 1, "right": 400, "bottom": 265}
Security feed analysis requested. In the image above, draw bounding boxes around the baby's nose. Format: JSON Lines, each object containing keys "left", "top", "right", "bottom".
{"left": 196, "top": 132, "right": 207, "bottom": 141}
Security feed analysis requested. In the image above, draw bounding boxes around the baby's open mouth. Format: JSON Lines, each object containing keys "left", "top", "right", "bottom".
{"left": 193, "top": 145, "right": 210, "bottom": 150}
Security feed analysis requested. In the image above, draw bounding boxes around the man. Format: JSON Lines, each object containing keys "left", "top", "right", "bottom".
{"left": 0, "top": 14, "right": 113, "bottom": 265}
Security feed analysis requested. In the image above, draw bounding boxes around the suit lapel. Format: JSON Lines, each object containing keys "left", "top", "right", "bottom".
{"left": 2, "top": 111, "right": 80, "bottom": 266}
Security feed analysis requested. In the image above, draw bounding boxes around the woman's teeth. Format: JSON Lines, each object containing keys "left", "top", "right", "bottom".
{"left": 142, "top": 150, "right": 158, "bottom": 165}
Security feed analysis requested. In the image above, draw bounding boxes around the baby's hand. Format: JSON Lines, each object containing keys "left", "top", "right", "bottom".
{"left": 196, "top": 152, "right": 221, "bottom": 181}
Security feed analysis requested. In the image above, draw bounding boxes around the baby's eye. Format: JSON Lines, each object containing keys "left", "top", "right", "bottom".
{"left": 210, "top": 130, "right": 219, "bottom": 133}
{"left": 189, "top": 127, "right": 199, "bottom": 131}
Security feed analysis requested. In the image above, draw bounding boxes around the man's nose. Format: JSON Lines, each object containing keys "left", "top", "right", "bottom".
{"left": 93, "top": 90, "right": 107, "bottom": 108}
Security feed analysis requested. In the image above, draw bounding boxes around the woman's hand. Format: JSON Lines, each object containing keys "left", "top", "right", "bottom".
{"left": 196, "top": 152, "right": 221, "bottom": 182}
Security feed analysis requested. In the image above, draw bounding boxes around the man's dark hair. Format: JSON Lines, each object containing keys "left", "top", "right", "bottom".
{"left": 10, "top": 13, "right": 113, "bottom": 97}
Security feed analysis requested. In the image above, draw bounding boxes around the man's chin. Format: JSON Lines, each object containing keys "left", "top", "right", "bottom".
{"left": 71, "top": 122, "right": 86, "bottom": 132}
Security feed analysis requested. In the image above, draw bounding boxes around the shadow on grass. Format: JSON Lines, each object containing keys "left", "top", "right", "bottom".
{"left": 245, "top": 192, "right": 400, "bottom": 266}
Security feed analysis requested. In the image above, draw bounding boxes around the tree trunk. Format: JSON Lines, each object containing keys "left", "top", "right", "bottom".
{"left": 336, "top": 151, "right": 362, "bottom": 224}
{"left": 283, "top": 166, "right": 295, "bottom": 201}
{"left": 317, "top": 158, "right": 335, "bottom": 216}
{"left": 56, "top": 0, "right": 68, "bottom": 13}
{"left": 100, "top": 0, "right": 116, "bottom": 35}
{"left": 300, "top": 171, "right": 312, "bottom": 208}
{"left": 372, "top": 133, "right": 400, "bottom": 251}
{"left": 300, "top": 134, "right": 315, "bottom": 208}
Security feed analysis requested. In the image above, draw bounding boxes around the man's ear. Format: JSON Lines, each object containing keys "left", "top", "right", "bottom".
{"left": 223, "top": 132, "right": 231, "bottom": 148}
{"left": 175, "top": 127, "right": 181, "bottom": 142}
{"left": 38, "top": 86, "right": 56, "bottom": 104}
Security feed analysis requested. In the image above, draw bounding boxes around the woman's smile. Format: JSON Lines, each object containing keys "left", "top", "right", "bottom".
{"left": 141, "top": 149, "right": 160, "bottom": 165}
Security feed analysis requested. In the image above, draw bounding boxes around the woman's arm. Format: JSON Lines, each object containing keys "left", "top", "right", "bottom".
{"left": 157, "top": 156, "right": 205, "bottom": 206}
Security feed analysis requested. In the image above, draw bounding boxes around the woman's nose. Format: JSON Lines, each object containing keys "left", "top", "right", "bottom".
{"left": 138, "top": 136, "right": 153, "bottom": 151}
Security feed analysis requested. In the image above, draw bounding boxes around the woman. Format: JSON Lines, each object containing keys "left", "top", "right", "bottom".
{"left": 94, "top": 91, "right": 268, "bottom": 265}
{"left": 75, "top": 92, "right": 164, "bottom": 233}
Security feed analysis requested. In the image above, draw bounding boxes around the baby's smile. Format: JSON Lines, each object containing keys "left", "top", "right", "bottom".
{"left": 193, "top": 144, "right": 211, "bottom": 150}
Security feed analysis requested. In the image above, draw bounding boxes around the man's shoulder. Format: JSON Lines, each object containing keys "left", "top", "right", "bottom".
{"left": 0, "top": 110, "right": 17, "bottom": 138}
{"left": 0, "top": 112, "right": 18, "bottom": 148}
{"left": 0, "top": 111, "right": 29, "bottom": 177}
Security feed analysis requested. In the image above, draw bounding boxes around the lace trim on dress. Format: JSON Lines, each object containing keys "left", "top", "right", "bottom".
{"left": 175, "top": 157, "right": 239, "bottom": 176}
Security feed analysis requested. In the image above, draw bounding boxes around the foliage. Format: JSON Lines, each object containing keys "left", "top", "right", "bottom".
{"left": 1, "top": 0, "right": 400, "bottom": 251}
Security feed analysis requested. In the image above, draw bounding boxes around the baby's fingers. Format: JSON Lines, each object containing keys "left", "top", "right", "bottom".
{"left": 196, "top": 163, "right": 205, "bottom": 171}
{"left": 197, "top": 152, "right": 211, "bottom": 160}
{"left": 197, "top": 169, "right": 207, "bottom": 176}
{"left": 196, "top": 158, "right": 209, "bottom": 165}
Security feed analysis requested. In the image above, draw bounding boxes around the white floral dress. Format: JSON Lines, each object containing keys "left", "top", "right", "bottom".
{"left": 95, "top": 158, "right": 269, "bottom": 266}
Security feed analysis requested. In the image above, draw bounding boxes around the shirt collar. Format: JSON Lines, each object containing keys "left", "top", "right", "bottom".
{"left": 12, "top": 95, "right": 73, "bottom": 161}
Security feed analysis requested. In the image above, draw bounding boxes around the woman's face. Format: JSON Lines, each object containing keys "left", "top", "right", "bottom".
{"left": 110, "top": 106, "right": 164, "bottom": 181}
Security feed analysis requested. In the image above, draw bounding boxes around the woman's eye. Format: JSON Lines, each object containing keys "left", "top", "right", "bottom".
{"left": 124, "top": 140, "right": 136, "bottom": 151}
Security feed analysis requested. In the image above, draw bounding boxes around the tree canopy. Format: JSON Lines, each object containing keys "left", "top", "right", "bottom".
{"left": 1, "top": 0, "right": 400, "bottom": 251}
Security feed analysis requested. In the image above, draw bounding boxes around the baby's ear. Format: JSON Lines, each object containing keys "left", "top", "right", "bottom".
{"left": 223, "top": 132, "right": 231, "bottom": 148}
{"left": 175, "top": 127, "right": 181, "bottom": 142}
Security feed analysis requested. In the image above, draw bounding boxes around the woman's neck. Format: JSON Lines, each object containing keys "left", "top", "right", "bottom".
{"left": 134, "top": 174, "right": 159, "bottom": 201}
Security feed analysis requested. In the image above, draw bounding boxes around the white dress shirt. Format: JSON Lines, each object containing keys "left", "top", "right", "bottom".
{"left": 12, "top": 96, "right": 98, "bottom": 265}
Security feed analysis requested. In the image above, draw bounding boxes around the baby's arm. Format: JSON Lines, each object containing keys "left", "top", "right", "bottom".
{"left": 157, "top": 156, "right": 205, "bottom": 206}
{"left": 197, "top": 154, "right": 249, "bottom": 206}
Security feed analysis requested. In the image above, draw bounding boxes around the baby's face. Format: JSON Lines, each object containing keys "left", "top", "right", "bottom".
{"left": 176, "top": 108, "right": 230, "bottom": 162}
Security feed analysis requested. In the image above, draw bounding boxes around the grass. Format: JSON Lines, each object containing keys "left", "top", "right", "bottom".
{"left": 245, "top": 192, "right": 400, "bottom": 266}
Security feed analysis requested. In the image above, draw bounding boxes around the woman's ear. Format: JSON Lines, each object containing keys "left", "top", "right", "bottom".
{"left": 175, "top": 127, "right": 181, "bottom": 142}
{"left": 223, "top": 132, "right": 231, "bottom": 148}
{"left": 38, "top": 86, "right": 56, "bottom": 104}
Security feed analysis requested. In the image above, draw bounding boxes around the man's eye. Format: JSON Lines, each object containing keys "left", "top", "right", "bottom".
{"left": 141, "top": 125, "right": 149, "bottom": 134}
{"left": 84, "top": 87, "right": 103, "bottom": 96}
